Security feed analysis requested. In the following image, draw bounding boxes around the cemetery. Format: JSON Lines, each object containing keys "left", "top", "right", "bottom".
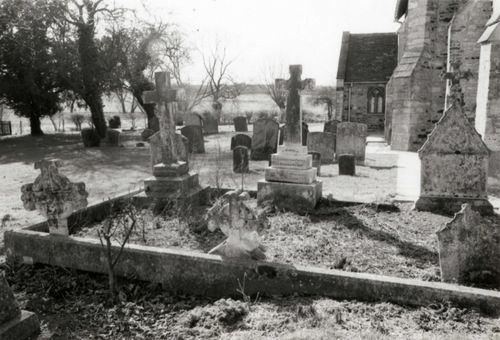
{"left": 2, "top": 0, "right": 500, "bottom": 339}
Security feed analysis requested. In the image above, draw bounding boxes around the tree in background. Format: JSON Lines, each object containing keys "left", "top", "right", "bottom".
{"left": 310, "top": 86, "right": 335, "bottom": 121}
{"left": 0, "top": 0, "right": 66, "bottom": 135}
{"left": 202, "top": 43, "right": 245, "bottom": 122}
{"left": 262, "top": 64, "right": 287, "bottom": 122}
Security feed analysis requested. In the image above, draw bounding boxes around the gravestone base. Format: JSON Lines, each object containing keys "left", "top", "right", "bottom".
{"left": 271, "top": 153, "right": 312, "bottom": 169}
{"left": 278, "top": 145, "right": 308, "bottom": 154}
{"left": 257, "top": 180, "right": 322, "bottom": 212}
{"left": 153, "top": 162, "right": 189, "bottom": 177}
{"left": 144, "top": 173, "right": 202, "bottom": 203}
{"left": 265, "top": 167, "right": 317, "bottom": 184}
{"left": 0, "top": 310, "right": 40, "bottom": 340}
{"left": 414, "top": 196, "right": 494, "bottom": 216}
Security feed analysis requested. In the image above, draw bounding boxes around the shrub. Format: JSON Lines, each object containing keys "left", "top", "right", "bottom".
{"left": 108, "top": 115, "right": 121, "bottom": 129}
{"left": 71, "top": 113, "right": 85, "bottom": 131}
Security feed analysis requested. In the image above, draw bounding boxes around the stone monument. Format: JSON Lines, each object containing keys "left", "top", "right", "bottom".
{"left": 0, "top": 274, "right": 39, "bottom": 340}
{"left": 257, "top": 65, "right": 322, "bottom": 212}
{"left": 142, "top": 72, "right": 203, "bottom": 201}
{"left": 21, "top": 159, "right": 88, "bottom": 235}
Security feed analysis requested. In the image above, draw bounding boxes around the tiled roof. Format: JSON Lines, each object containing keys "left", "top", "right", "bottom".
{"left": 337, "top": 32, "right": 398, "bottom": 83}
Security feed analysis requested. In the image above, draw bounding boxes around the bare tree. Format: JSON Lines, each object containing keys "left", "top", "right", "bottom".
{"left": 202, "top": 43, "right": 245, "bottom": 122}
{"left": 262, "top": 64, "right": 287, "bottom": 122}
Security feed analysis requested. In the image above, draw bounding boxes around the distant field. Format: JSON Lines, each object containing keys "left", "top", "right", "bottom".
{"left": 1, "top": 93, "right": 329, "bottom": 136}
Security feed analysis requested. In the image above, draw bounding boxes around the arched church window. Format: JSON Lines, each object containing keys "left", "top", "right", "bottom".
{"left": 367, "top": 87, "right": 385, "bottom": 114}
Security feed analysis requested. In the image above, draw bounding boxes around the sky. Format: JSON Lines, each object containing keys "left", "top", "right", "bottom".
{"left": 120, "top": 0, "right": 400, "bottom": 85}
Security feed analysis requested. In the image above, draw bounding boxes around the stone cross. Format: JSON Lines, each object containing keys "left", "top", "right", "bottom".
{"left": 21, "top": 159, "right": 88, "bottom": 235}
{"left": 276, "top": 65, "right": 315, "bottom": 147}
{"left": 142, "top": 72, "right": 186, "bottom": 174}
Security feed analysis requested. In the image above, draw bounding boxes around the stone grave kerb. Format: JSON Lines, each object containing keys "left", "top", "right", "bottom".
{"left": 20, "top": 159, "right": 88, "bottom": 236}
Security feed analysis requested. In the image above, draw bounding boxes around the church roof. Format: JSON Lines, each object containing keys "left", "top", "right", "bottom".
{"left": 395, "top": 0, "right": 408, "bottom": 20}
{"left": 336, "top": 32, "right": 398, "bottom": 83}
{"left": 418, "top": 105, "right": 490, "bottom": 156}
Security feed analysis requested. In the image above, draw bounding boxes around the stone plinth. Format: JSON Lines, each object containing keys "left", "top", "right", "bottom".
{"left": 144, "top": 173, "right": 201, "bottom": 201}
{"left": 257, "top": 180, "right": 322, "bottom": 212}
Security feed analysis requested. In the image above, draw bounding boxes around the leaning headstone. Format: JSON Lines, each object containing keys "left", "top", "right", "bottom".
{"left": 207, "top": 190, "right": 266, "bottom": 260}
{"left": 202, "top": 112, "right": 219, "bottom": 134}
{"left": 105, "top": 129, "right": 121, "bottom": 146}
{"left": 338, "top": 154, "right": 356, "bottom": 176}
{"left": 251, "top": 118, "right": 279, "bottom": 161}
{"left": 233, "top": 146, "right": 249, "bottom": 173}
{"left": 21, "top": 159, "right": 88, "bottom": 235}
{"left": 0, "top": 274, "right": 40, "bottom": 340}
{"left": 437, "top": 204, "right": 500, "bottom": 287}
{"left": 142, "top": 71, "right": 203, "bottom": 201}
{"left": 336, "top": 122, "right": 368, "bottom": 164}
{"left": 231, "top": 134, "right": 252, "bottom": 150}
{"left": 415, "top": 105, "right": 493, "bottom": 215}
{"left": 308, "top": 151, "right": 321, "bottom": 176}
{"left": 234, "top": 116, "right": 248, "bottom": 132}
{"left": 307, "top": 132, "right": 335, "bottom": 164}
{"left": 257, "top": 65, "right": 322, "bottom": 212}
{"left": 184, "top": 112, "right": 203, "bottom": 127}
{"left": 181, "top": 125, "right": 205, "bottom": 154}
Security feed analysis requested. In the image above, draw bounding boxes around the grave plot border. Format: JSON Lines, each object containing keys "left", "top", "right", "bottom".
{"left": 4, "top": 189, "right": 500, "bottom": 315}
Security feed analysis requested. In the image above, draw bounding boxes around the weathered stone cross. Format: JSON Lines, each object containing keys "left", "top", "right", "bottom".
{"left": 276, "top": 65, "right": 315, "bottom": 147}
{"left": 142, "top": 72, "right": 187, "bottom": 176}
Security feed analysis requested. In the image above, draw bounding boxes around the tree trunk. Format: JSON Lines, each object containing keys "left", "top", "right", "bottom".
{"left": 29, "top": 115, "right": 43, "bottom": 136}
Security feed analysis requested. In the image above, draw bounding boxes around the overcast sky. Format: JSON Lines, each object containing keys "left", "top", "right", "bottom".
{"left": 121, "top": 0, "right": 400, "bottom": 85}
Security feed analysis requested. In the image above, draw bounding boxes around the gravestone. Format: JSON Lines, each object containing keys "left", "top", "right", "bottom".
{"left": 202, "top": 112, "right": 219, "bottom": 134}
{"left": 336, "top": 122, "right": 368, "bottom": 164}
{"left": 142, "top": 72, "right": 203, "bottom": 201}
{"left": 307, "top": 132, "right": 335, "bottom": 164}
{"left": 231, "top": 134, "right": 252, "bottom": 150}
{"left": 181, "top": 125, "right": 205, "bottom": 154}
{"left": 21, "top": 159, "right": 88, "bottom": 235}
{"left": 207, "top": 190, "right": 266, "bottom": 260}
{"left": 0, "top": 274, "right": 39, "bottom": 339}
{"left": 324, "top": 120, "right": 338, "bottom": 134}
{"left": 105, "top": 129, "right": 121, "bottom": 146}
{"left": 234, "top": 116, "right": 248, "bottom": 132}
{"left": 251, "top": 118, "right": 279, "bottom": 161}
{"left": 338, "top": 154, "right": 356, "bottom": 176}
{"left": 233, "top": 146, "right": 249, "bottom": 173}
{"left": 0, "top": 121, "right": 12, "bottom": 136}
{"left": 415, "top": 105, "right": 493, "bottom": 215}
{"left": 184, "top": 112, "right": 203, "bottom": 127}
{"left": 279, "top": 122, "right": 309, "bottom": 146}
{"left": 257, "top": 65, "right": 322, "bottom": 212}
{"left": 308, "top": 151, "right": 321, "bottom": 176}
{"left": 437, "top": 204, "right": 500, "bottom": 287}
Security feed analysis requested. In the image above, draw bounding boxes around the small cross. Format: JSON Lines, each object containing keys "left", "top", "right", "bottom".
{"left": 275, "top": 65, "right": 315, "bottom": 146}
{"left": 142, "top": 72, "right": 185, "bottom": 164}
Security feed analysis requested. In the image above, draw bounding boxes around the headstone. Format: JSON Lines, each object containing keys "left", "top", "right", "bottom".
{"left": 142, "top": 72, "right": 203, "bottom": 201}
{"left": 338, "top": 154, "right": 356, "bottom": 176}
{"left": 308, "top": 151, "right": 321, "bottom": 176}
{"left": 234, "top": 116, "right": 248, "bottom": 132}
{"left": 181, "top": 125, "right": 205, "bottom": 154}
{"left": 437, "top": 204, "right": 500, "bottom": 287}
{"left": 257, "top": 65, "right": 322, "bottom": 212}
{"left": 207, "top": 190, "right": 266, "bottom": 260}
{"left": 233, "top": 146, "right": 249, "bottom": 173}
{"left": 231, "top": 134, "right": 252, "bottom": 150}
{"left": 184, "top": 112, "right": 203, "bottom": 127}
{"left": 251, "top": 118, "right": 279, "bottom": 161}
{"left": 0, "top": 274, "right": 40, "bottom": 339}
{"left": 415, "top": 105, "right": 493, "bottom": 215}
{"left": 105, "top": 129, "right": 121, "bottom": 146}
{"left": 21, "top": 159, "right": 88, "bottom": 235}
{"left": 279, "top": 123, "right": 309, "bottom": 146}
{"left": 202, "top": 112, "right": 219, "bottom": 134}
{"left": 323, "top": 120, "right": 338, "bottom": 134}
{"left": 336, "top": 122, "right": 368, "bottom": 164}
{"left": 307, "top": 132, "right": 335, "bottom": 164}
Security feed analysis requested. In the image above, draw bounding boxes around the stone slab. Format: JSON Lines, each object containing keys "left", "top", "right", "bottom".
{"left": 257, "top": 179, "right": 322, "bottom": 212}
{"left": 0, "top": 310, "right": 40, "bottom": 340}
{"left": 270, "top": 153, "right": 312, "bottom": 170}
{"left": 414, "top": 196, "right": 494, "bottom": 216}
{"left": 278, "top": 145, "right": 308, "bottom": 154}
{"left": 6, "top": 205, "right": 500, "bottom": 315}
{"left": 144, "top": 173, "right": 201, "bottom": 199}
{"left": 265, "top": 167, "right": 317, "bottom": 184}
{"left": 152, "top": 162, "right": 189, "bottom": 178}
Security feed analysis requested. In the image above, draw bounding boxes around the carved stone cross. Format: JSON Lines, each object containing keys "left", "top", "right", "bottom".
{"left": 276, "top": 65, "right": 315, "bottom": 147}
{"left": 21, "top": 159, "right": 88, "bottom": 235}
{"left": 142, "top": 72, "right": 187, "bottom": 177}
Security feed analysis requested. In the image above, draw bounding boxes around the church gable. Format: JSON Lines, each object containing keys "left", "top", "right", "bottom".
{"left": 419, "top": 105, "right": 490, "bottom": 156}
